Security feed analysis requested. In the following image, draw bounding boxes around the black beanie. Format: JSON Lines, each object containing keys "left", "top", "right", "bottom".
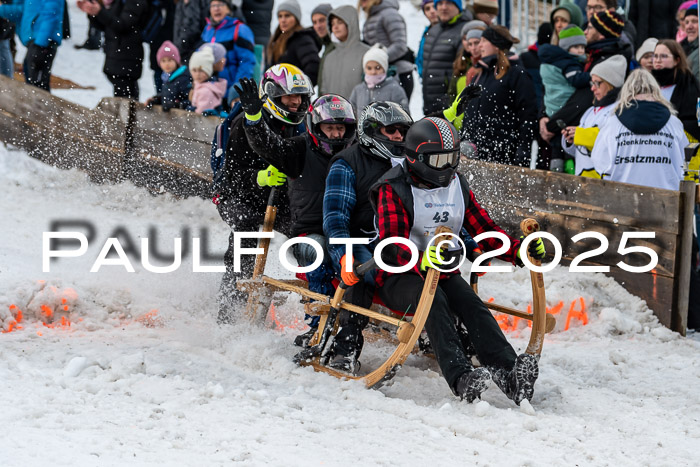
{"left": 482, "top": 26, "right": 520, "bottom": 51}
{"left": 590, "top": 9, "right": 625, "bottom": 39}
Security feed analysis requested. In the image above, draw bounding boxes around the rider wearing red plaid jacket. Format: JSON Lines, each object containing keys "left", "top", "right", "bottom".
{"left": 370, "top": 117, "right": 545, "bottom": 405}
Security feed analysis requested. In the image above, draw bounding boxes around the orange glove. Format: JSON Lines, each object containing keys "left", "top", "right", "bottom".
{"left": 340, "top": 254, "right": 359, "bottom": 286}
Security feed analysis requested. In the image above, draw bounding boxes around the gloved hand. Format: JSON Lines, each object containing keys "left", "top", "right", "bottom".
{"left": 517, "top": 237, "right": 546, "bottom": 263}
{"left": 234, "top": 77, "right": 263, "bottom": 117}
{"left": 420, "top": 245, "right": 446, "bottom": 272}
{"left": 469, "top": 248, "right": 489, "bottom": 277}
{"left": 340, "top": 254, "right": 359, "bottom": 286}
{"left": 455, "top": 83, "right": 482, "bottom": 116}
{"left": 256, "top": 164, "right": 287, "bottom": 187}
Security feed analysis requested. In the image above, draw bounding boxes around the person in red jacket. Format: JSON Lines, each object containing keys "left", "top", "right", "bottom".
{"left": 370, "top": 117, "right": 545, "bottom": 405}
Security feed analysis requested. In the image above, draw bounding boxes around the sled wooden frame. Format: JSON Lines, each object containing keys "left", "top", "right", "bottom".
{"left": 245, "top": 220, "right": 551, "bottom": 388}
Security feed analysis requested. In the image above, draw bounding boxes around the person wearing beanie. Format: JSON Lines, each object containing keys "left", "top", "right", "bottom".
{"left": 311, "top": 3, "right": 333, "bottom": 45}
{"left": 680, "top": 5, "right": 698, "bottom": 61}
{"left": 549, "top": 0, "right": 584, "bottom": 46}
{"left": 188, "top": 48, "right": 228, "bottom": 114}
{"left": 360, "top": 0, "right": 414, "bottom": 99}
{"left": 147, "top": 41, "right": 192, "bottom": 112}
{"left": 635, "top": 37, "right": 658, "bottom": 72}
{"left": 471, "top": 0, "right": 498, "bottom": 25}
{"left": 421, "top": 0, "right": 469, "bottom": 113}
{"left": 539, "top": 7, "right": 632, "bottom": 151}
{"left": 444, "top": 19, "right": 486, "bottom": 125}
{"left": 461, "top": 25, "right": 537, "bottom": 166}
{"left": 591, "top": 69, "right": 687, "bottom": 190}
{"left": 200, "top": 42, "right": 228, "bottom": 73}
{"left": 538, "top": 24, "right": 589, "bottom": 172}
{"left": 349, "top": 44, "right": 408, "bottom": 112}
{"left": 266, "top": 0, "right": 320, "bottom": 84}
{"left": 561, "top": 54, "right": 624, "bottom": 178}
{"left": 416, "top": 0, "right": 439, "bottom": 80}
{"left": 201, "top": 0, "right": 256, "bottom": 99}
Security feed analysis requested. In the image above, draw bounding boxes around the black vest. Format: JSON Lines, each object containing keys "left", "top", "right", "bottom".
{"left": 330, "top": 144, "right": 392, "bottom": 238}
{"left": 370, "top": 164, "right": 471, "bottom": 228}
{"left": 288, "top": 141, "right": 331, "bottom": 237}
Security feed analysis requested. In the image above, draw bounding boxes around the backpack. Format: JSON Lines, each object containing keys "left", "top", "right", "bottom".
{"left": 210, "top": 101, "right": 242, "bottom": 189}
{"left": 141, "top": 0, "right": 165, "bottom": 43}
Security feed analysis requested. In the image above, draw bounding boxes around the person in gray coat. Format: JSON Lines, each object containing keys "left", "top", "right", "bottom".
{"left": 318, "top": 5, "right": 370, "bottom": 99}
{"left": 421, "top": 0, "right": 469, "bottom": 114}
{"left": 359, "top": 0, "right": 414, "bottom": 99}
{"left": 350, "top": 44, "right": 408, "bottom": 112}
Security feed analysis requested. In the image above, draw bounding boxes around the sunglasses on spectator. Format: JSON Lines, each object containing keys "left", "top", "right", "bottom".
{"left": 383, "top": 125, "right": 408, "bottom": 137}
{"left": 653, "top": 53, "right": 672, "bottom": 61}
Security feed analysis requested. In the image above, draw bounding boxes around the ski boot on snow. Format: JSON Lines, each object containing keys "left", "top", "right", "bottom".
{"left": 491, "top": 354, "right": 539, "bottom": 405}
{"left": 453, "top": 368, "right": 491, "bottom": 403}
{"left": 294, "top": 314, "right": 320, "bottom": 347}
{"left": 328, "top": 352, "right": 361, "bottom": 375}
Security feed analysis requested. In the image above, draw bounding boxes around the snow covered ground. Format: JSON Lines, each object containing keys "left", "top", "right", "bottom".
{"left": 1, "top": 1, "right": 699, "bottom": 466}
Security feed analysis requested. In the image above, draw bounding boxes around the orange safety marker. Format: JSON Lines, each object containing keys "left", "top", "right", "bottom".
{"left": 547, "top": 301, "right": 564, "bottom": 315}
{"left": 565, "top": 297, "right": 589, "bottom": 330}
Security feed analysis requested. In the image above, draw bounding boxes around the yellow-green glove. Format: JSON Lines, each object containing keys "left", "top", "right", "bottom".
{"left": 517, "top": 237, "right": 546, "bottom": 262}
{"left": 420, "top": 245, "right": 446, "bottom": 272}
{"left": 256, "top": 164, "right": 287, "bottom": 187}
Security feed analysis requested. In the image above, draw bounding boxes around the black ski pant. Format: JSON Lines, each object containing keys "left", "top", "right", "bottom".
{"left": 108, "top": 75, "right": 140, "bottom": 100}
{"left": 379, "top": 273, "right": 517, "bottom": 388}
{"left": 23, "top": 41, "right": 57, "bottom": 92}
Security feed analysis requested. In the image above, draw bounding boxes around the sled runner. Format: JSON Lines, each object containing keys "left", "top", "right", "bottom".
{"left": 240, "top": 220, "right": 553, "bottom": 387}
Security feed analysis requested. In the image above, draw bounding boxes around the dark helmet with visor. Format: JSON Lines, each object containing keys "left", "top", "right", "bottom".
{"left": 307, "top": 94, "right": 357, "bottom": 158}
{"left": 404, "top": 117, "right": 461, "bottom": 187}
{"left": 357, "top": 101, "right": 413, "bottom": 161}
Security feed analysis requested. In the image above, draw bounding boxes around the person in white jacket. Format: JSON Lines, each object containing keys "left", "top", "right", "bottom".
{"left": 562, "top": 54, "right": 626, "bottom": 177}
{"left": 590, "top": 69, "right": 687, "bottom": 191}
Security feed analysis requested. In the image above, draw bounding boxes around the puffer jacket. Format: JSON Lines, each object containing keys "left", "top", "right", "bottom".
{"left": 273, "top": 28, "right": 320, "bottom": 85}
{"left": 349, "top": 76, "right": 408, "bottom": 113}
{"left": 318, "top": 5, "right": 370, "bottom": 99}
{"left": 421, "top": 12, "right": 468, "bottom": 114}
{"left": 92, "top": 0, "right": 148, "bottom": 79}
{"left": 152, "top": 65, "right": 192, "bottom": 111}
{"left": 0, "top": 0, "right": 63, "bottom": 47}
{"left": 201, "top": 15, "right": 256, "bottom": 97}
{"left": 241, "top": 0, "right": 274, "bottom": 45}
{"left": 173, "top": 0, "right": 210, "bottom": 62}
{"left": 362, "top": 0, "right": 411, "bottom": 75}
{"left": 191, "top": 76, "right": 227, "bottom": 113}
{"left": 462, "top": 54, "right": 538, "bottom": 166}
{"left": 538, "top": 44, "right": 588, "bottom": 117}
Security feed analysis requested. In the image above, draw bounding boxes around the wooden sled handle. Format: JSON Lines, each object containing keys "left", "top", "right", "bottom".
{"left": 520, "top": 218, "right": 548, "bottom": 356}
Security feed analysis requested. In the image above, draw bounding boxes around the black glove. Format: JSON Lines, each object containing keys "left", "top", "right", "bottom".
{"left": 455, "top": 83, "right": 482, "bottom": 116}
{"left": 234, "top": 77, "right": 263, "bottom": 116}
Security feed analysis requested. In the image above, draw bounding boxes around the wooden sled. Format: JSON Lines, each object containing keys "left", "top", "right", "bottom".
{"left": 242, "top": 220, "right": 554, "bottom": 388}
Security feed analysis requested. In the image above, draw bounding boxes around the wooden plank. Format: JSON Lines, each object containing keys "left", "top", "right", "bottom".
{"left": 131, "top": 130, "right": 211, "bottom": 176}
{"left": 461, "top": 160, "right": 681, "bottom": 234}
{"left": 671, "top": 181, "right": 696, "bottom": 335}
{"left": 133, "top": 105, "right": 221, "bottom": 144}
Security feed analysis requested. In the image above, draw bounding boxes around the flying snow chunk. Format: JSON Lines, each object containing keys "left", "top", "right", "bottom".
{"left": 63, "top": 356, "right": 89, "bottom": 377}
{"left": 474, "top": 400, "right": 490, "bottom": 417}
{"left": 520, "top": 399, "right": 536, "bottom": 416}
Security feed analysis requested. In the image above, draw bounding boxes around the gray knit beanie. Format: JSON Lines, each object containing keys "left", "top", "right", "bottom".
{"left": 278, "top": 0, "right": 302, "bottom": 24}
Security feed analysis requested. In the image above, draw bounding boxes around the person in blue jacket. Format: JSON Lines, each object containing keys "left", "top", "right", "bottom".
{"left": 0, "top": 0, "right": 64, "bottom": 91}
{"left": 201, "top": 0, "right": 256, "bottom": 100}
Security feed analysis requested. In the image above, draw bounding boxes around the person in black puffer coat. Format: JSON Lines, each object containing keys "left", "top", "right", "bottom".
{"left": 651, "top": 39, "right": 700, "bottom": 141}
{"left": 266, "top": 1, "right": 320, "bottom": 85}
{"left": 242, "top": 0, "right": 274, "bottom": 46}
{"left": 421, "top": 0, "right": 469, "bottom": 114}
{"left": 79, "top": 0, "right": 149, "bottom": 100}
{"left": 173, "top": 0, "right": 210, "bottom": 63}
{"left": 462, "top": 26, "right": 537, "bottom": 167}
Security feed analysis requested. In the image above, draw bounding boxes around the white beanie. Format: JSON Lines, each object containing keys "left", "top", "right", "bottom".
{"left": 189, "top": 47, "right": 215, "bottom": 77}
{"left": 363, "top": 44, "right": 389, "bottom": 73}
{"left": 636, "top": 37, "right": 658, "bottom": 62}
{"left": 590, "top": 54, "right": 627, "bottom": 88}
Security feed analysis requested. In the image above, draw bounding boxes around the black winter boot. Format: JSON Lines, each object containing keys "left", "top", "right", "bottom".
{"left": 491, "top": 354, "right": 539, "bottom": 405}
{"left": 294, "top": 327, "right": 317, "bottom": 348}
{"left": 453, "top": 367, "right": 491, "bottom": 403}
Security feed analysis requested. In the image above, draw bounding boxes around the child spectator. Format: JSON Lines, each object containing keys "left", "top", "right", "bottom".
{"left": 349, "top": 44, "right": 408, "bottom": 113}
{"left": 539, "top": 25, "right": 589, "bottom": 119}
{"left": 146, "top": 41, "right": 192, "bottom": 112}
{"left": 635, "top": 37, "right": 658, "bottom": 72}
{"left": 188, "top": 47, "right": 227, "bottom": 114}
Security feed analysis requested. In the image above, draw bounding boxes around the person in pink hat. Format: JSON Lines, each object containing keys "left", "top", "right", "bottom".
{"left": 147, "top": 41, "right": 192, "bottom": 111}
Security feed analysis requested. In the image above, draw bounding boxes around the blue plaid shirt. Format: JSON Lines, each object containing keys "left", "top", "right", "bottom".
{"left": 323, "top": 159, "right": 357, "bottom": 266}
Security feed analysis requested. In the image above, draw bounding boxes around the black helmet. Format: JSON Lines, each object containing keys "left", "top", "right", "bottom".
{"left": 307, "top": 94, "right": 357, "bottom": 158}
{"left": 357, "top": 101, "right": 413, "bottom": 161}
{"left": 404, "top": 117, "right": 460, "bottom": 187}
